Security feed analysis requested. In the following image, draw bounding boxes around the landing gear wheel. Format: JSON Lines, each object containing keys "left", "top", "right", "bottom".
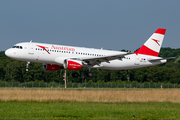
{"left": 25, "top": 61, "right": 30, "bottom": 72}
{"left": 25, "top": 68, "right": 28, "bottom": 72}
{"left": 72, "top": 72, "right": 79, "bottom": 78}
{"left": 87, "top": 72, "right": 93, "bottom": 77}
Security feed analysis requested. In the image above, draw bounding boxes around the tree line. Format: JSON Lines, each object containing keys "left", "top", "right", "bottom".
{"left": 1, "top": 47, "right": 180, "bottom": 83}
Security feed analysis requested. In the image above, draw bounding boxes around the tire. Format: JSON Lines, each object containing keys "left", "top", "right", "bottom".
{"left": 87, "top": 72, "right": 93, "bottom": 77}
{"left": 72, "top": 72, "right": 79, "bottom": 78}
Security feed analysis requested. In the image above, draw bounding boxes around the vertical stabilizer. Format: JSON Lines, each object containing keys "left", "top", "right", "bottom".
{"left": 134, "top": 28, "right": 166, "bottom": 57}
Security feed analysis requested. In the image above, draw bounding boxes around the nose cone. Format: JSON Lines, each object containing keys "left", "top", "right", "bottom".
{"left": 5, "top": 49, "right": 11, "bottom": 57}
{"left": 5, "top": 49, "right": 14, "bottom": 58}
{"left": 5, "top": 48, "right": 21, "bottom": 60}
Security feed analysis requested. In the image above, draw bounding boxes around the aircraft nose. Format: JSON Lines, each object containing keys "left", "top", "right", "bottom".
{"left": 5, "top": 49, "right": 12, "bottom": 57}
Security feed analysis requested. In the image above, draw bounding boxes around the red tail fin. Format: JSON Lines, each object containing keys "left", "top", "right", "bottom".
{"left": 134, "top": 28, "right": 166, "bottom": 57}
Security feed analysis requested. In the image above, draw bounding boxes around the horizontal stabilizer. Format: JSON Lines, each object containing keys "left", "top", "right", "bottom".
{"left": 148, "top": 57, "right": 175, "bottom": 62}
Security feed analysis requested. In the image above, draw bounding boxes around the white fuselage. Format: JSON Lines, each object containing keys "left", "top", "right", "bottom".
{"left": 5, "top": 42, "right": 166, "bottom": 70}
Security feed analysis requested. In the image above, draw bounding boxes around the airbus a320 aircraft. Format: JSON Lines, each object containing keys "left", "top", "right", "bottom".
{"left": 5, "top": 28, "right": 172, "bottom": 78}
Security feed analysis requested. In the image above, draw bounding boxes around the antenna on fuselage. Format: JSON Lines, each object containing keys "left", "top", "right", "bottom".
{"left": 30, "top": 40, "right": 32, "bottom": 43}
{"left": 101, "top": 47, "right": 103, "bottom": 50}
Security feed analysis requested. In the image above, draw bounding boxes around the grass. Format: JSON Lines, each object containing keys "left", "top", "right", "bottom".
{"left": 0, "top": 101, "right": 180, "bottom": 119}
{"left": 0, "top": 89, "right": 180, "bottom": 103}
{"left": 0, "top": 89, "right": 180, "bottom": 119}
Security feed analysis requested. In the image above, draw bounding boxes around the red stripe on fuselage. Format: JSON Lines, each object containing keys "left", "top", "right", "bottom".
{"left": 134, "top": 45, "right": 159, "bottom": 57}
{"left": 36, "top": 45, "right": 50, "bottom": 54}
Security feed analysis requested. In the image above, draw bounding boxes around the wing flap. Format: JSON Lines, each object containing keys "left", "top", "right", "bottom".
{"left": 70, "top": 52, "right": 134, "bottom": 66}
{"left": 83, "top": 52, "right": 133, "bottom": 61}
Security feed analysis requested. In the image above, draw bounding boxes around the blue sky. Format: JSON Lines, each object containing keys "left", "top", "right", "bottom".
{"left": 0, "top": 0, "right": 180, "bottom": 51}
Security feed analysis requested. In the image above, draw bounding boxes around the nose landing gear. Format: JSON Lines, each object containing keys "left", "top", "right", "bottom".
{"left": 25, "top": 61, "right": 30, "bottom": 72}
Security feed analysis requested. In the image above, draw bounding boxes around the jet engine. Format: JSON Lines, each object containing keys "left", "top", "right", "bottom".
{"left": 64, "top": 59, "right": 82, "bottom": 70}
{"left": 43, "top": 64, "right": 61, "bottom": 71}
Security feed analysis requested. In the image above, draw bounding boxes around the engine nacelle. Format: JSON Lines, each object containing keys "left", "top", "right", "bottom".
{"left": 64, "top": 59, "right": 82, "bottom": 70}
{"left": 43, "top": 64, "right": 61, "bottom": 71}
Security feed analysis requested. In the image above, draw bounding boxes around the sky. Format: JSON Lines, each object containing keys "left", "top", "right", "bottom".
{"left": 0, "top": 0, "right": 180, "bottom": 52}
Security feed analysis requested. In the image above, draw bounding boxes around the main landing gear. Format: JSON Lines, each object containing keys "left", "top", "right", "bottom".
{"left": 86, "top": 67, "right": 93, "bottom": 77}
{"left": 72, "top": 71, "right": 93, "bottom": 78}
{"left": 86, "top": 72, "right": 93, "bottom": 77}
{"left": 72, "top": 72, "right": 79, "bottom": 78}
{"left": 72, "top": 67, "right": 93, "bottom": 78}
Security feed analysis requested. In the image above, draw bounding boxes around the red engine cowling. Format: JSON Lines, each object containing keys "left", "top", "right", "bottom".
{"left": 43, "top": 64, "right": 61, "bottom": 71}
{"left": 64, "top": 59, "right": 82, "bottom": 70}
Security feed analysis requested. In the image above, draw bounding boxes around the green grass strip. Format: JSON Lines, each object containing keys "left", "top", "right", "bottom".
{"left": 0, "top": 102, "right": 180, "bottom": 119}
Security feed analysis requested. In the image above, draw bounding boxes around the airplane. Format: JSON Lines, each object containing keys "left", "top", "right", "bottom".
{"left": 5, "top": 28, "right": 172, "bottom": 78}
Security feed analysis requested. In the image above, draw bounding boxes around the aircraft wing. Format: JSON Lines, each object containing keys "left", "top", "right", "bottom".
{"left": 70, "top": 52, "right": 134, "bottom": 66}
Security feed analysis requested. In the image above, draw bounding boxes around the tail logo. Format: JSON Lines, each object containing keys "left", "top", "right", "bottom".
{"left": 152, "top": 38, "right": 160, "bottom": 46}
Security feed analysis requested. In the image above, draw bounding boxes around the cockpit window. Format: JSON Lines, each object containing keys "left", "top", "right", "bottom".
{"left": 12, "top": 46, "right": 23, "bottom": 49}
